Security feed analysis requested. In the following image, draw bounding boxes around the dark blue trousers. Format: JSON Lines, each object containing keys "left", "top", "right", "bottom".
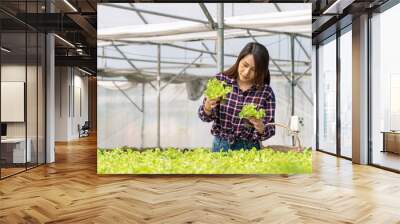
{"left": 212, "top": 137, "right": 261, "bottom": 152}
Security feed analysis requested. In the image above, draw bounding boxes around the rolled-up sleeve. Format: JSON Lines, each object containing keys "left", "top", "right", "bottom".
{"left": 252, "top": 88, "right": 276, "bottom": 141}
{"left": 198, "top": 98, "right": 217, "bottom": 122}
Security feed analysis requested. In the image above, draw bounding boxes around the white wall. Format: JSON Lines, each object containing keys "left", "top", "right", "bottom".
{"left": 55, "top": 66, "right": 68, "bottom": 141}
{"left": 70, "top": 72, "right": 89, "bottom": 138}
{"left": 55, "top": 67, "right": 89, "bottom": 141}
{"left": 1, "top": 65, "right": 33, "bottom": 137}
{"left": 1, "top": 64, "right": 46, "bottom": 163}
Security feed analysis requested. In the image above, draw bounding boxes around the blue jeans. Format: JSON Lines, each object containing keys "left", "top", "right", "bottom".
{"left": 212, "top": 137, "right": 261, "bottom": 152}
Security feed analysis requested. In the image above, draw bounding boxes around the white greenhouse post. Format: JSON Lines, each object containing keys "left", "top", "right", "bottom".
{"left": 141, "top": 83, "right": 145, "bottom": 148}
{"left": 217, "top": 3, "right": 224, "bottom": 73}
{"left": 157, "top": 44, "right": 161, "bottom": 148}
{"left": 291, "top": 34, "right": 295, "bottom": 146}
{"left": 291, "top": 34, "right": 295, "bottom": 117}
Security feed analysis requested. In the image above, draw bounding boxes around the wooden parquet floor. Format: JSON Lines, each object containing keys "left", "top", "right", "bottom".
{"left": 1, "top": 135, "right": 400, "bottom": 224}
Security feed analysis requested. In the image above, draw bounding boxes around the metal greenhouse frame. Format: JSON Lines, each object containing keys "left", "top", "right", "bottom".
{"left": 98, "top": 3, "right": 312, "bottom": 147}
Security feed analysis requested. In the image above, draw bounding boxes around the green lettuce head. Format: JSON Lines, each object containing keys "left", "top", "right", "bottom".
{"left": 239, "top": 103, "right": 266, "bottom": 120}
{"left": 204, "top": 78, "right": 233, "bottom": 100}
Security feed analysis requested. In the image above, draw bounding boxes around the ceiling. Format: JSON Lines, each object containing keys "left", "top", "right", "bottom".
{"left": 0, "top": 0, "right": 97, "bottom": 73}
{"left": 311, "top": 0, "right": 390, "bottom": 44}
{"left": 0, "top": 0, "right": 396, "bottom": 72}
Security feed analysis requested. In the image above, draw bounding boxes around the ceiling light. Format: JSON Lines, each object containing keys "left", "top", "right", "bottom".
{"left": 78, "top": 67, "right": 92, "bottom": 76}
{"left": 54, "top": 34, "right": 75, "bottom": 48}
{"left": 323, "top": 0, "right": 354, "bottom": 15}
{"left": 63, "top": 0, "right": 78, "bottom": 12}
{"left": 1, "top": 47, "right": 11, "bottom": 53}
{"left": 76, "top": 48, "right": 85, "bottom": 55}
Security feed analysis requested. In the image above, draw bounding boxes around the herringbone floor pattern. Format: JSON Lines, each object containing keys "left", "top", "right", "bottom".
{"left": 1, "top": 135, "right": 400, "bottom": 223}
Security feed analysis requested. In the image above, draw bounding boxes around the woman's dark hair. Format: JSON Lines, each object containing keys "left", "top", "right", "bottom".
{"left": 223, "top": 42, "right": 271, "bottom": 89}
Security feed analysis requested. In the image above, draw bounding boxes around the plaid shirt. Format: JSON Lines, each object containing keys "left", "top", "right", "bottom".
{"left": 198, "top": 73, "right": 276, "bottom": 144}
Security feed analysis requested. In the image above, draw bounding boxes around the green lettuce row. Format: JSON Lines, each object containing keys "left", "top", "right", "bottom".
{"left": 97, "top": 147, "right": 312, "bottom": 174}
{"left": 204, "top": 78, "right": 233, "bottom": 100}
{"left": 239, "top": 103, "right": 266, "bottom": 120}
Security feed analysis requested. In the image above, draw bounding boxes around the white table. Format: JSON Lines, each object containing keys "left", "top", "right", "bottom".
{"left": 1, "top": 138, "right": 31, "bottom": 163}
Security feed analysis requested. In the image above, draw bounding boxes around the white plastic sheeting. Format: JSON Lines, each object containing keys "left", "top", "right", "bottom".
{"left": 98, "top": 10, "right": 311, "bottom": 43}
{"left": 97, "top": 75, "right": 313, "bottom": 149}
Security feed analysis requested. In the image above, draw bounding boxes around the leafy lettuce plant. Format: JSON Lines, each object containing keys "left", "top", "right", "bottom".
{"left": 97, "top": 147, "right": 312, "bottom": 174}
{"left": 239, "top": 103, "right": 266, "bottom": 120}
{"left": 204, "top": 78, "right": 233, "bottom": 100}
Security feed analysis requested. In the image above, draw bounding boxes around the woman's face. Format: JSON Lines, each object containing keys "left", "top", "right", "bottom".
{"left": 238, "top": 54, "right": 256, "bottom": 83}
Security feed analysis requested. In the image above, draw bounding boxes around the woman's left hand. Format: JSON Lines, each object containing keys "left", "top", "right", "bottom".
{"left": 248, "top": 117, "right": 265, "bottom": 134}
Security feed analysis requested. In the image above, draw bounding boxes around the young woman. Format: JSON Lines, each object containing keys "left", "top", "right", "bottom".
{"left": 198, "top": 42, "right": 276, "bottom": 152}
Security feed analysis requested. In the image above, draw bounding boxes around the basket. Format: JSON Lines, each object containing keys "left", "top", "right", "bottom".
{"left": 260, "top": 123, "right": 304, "bottom": 152}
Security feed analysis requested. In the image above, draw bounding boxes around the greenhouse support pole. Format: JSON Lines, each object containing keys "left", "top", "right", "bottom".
{"left": 141, "top": 83, "right": 145, "bottom": 148}
{"left": 291, "top": 35, "right": 295, "bottom": 116}
{"left": 291, "top": 34, "right": 295, "bottom": 146}
{"left": 217, "top": 3, "right": 224, "bottom": 73}
{"left": 157, "top": 44, "right": 161, "bottom": 148}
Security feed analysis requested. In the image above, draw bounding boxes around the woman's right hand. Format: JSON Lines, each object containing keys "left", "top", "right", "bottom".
{"left": 204, "top": 97, "right": 219, "bottom": 115}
